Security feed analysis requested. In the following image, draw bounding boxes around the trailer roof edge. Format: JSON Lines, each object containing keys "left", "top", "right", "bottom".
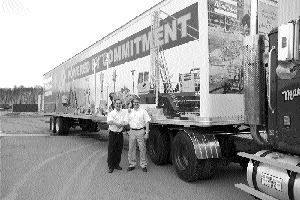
{"left": 43, "top": 0, "right": 172, "bottom": 77}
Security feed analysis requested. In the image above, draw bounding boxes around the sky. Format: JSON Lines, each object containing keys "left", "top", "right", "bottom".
{"left": 0, "top": 0, "right": 162, "bottom": 88}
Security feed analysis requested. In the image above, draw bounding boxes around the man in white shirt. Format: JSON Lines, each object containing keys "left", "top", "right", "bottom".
{"left": 127, "top": 97, "right": 151, "bottom": 172}
{"left": 106, "top": 98, "right": 127, "bottom": 173}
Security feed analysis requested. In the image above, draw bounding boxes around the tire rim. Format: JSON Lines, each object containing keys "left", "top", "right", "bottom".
{"left": 175, "top": 142, "right": 189, "bottom": 171}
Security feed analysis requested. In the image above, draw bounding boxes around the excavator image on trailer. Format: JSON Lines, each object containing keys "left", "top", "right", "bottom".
{"left": 235, "top": 18, "right": 300, "bottom": 200}
{"left": 137, "top": 66, "right": 201, "bottom": 118}
{"left": 179, "top": 67, "right": 200, "bottom": 93}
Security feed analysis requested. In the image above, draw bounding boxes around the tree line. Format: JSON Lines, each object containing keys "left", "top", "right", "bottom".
{"left": 0, "top": 86, "right": 43, "bottom": 105}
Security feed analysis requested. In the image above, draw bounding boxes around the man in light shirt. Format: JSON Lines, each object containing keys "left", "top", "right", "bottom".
{"left": 106, "top": 98, "right": 127, "bottom": 173}
{"left": 127, "top": 97, "right": 151, "bottom": 172}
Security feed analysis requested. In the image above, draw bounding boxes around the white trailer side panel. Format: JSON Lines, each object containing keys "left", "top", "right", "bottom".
{"left": 279, "top": 0, "right": 300, "bottom": 25}
{"left": 44, "top": 0, "right": 252, "bottom": 126}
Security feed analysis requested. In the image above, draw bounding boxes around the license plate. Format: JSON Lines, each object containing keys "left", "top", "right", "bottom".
{"left": 261, "top": 172, "right": 282, "bottom": 191}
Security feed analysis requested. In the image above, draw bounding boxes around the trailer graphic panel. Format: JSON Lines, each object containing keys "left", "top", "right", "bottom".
{"left": 44, "top": 2, "right": 201, "bottom": 118}
{"left": 65, "top": 3, "right": 199, "bottom": 83}
{"left": 44, "top": 0, "right": 246, "bottom": 121}
{"left": 208, "top": 0, "right": 250, "bottom": 94}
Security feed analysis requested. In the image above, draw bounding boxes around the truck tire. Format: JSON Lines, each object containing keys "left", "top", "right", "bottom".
{"left": 147, "top": 126, "right": 170, "bottom": 165}
{"left": 50, "top": 116, "right": 56, "bottom": 133}
{"left": 55, "top": 117, "right": 69, "bottom": 135}
{"left": 172, "top": 131, "right": 215, "bottom": 182}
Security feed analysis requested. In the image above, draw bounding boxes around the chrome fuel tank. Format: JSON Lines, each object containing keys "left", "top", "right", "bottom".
{"left": 247, "top": 150, "right": 300, "bottom": 200}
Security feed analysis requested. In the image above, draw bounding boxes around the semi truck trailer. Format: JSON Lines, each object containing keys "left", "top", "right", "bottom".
{"left": 43, "top": 0, "right": 286, "bottom": 182}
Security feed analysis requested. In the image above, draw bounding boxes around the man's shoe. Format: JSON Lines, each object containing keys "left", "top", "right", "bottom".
{"left": 142, "top": 167, "right": 147, "bottom": 172}
{"left": 127, "top": 166, "right": 135, "bottom": 171}
{"left": 115, "top": 166, "right": 122, "bottom": 170}
{"left": 108, "top": 168, "right": 114, "bottom": 173}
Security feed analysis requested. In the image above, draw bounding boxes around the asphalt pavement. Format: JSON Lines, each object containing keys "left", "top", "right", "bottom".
{"left": 0, "top": 112, "right": 252, "bottom": 200}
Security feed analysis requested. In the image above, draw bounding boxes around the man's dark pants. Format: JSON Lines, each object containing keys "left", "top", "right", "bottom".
{"left": 107, "top": 131, "right": 124, "bottom": 169}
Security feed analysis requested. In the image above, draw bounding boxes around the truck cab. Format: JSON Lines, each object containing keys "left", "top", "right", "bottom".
{"left": 236, "top": 19, "right": 300, "bottom": 200}
{"left": 267, "top": 22, "right": 300, "bottom": 155}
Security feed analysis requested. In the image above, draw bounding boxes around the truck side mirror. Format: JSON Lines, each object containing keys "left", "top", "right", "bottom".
{"left": 278, "top": 19, "right": 300, "bottom": 63}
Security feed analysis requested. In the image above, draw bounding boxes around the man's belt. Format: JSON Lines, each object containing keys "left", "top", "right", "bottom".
{"left": 131, "top": 128, "right": 144, "bottom": 130}
{"left": 109, "top": 130, "right": 124, "bottom": 133}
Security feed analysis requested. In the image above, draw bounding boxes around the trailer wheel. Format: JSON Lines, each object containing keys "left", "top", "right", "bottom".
{"left": 172, "top": 131, "right": 215, "bottom": 182}
{"left": 55, "top": 117, "right": 63, "bottom": 135}
{"left": 50, "top": 116, "right": 56, "bottom": 133}
{"left": 55, "top": 117, "right": 69, "bottom": 135}
{"left": 147, "top": 126, "right": 170, "bottom": 165}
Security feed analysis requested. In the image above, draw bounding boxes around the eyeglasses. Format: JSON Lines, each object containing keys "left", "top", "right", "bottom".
{"left": 133, "top": 102, "right": 139, "bottom": 104}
